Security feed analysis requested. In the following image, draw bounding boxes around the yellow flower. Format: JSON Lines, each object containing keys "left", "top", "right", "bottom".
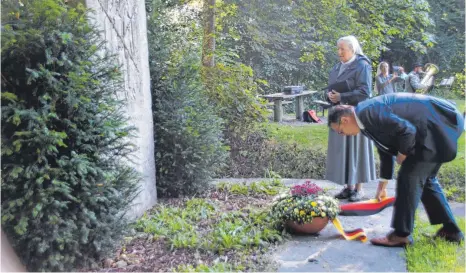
{"left": 321, "top": 212, "right": 326, "bottom": 217}
{"left": 311, "top": 211, "right": 317, "bottom": 216}
{"left": 311, "top": 202, "right": 317, "bottom": 207}
{"left": 299, "top": 210, "right": 305, "bottom": 216}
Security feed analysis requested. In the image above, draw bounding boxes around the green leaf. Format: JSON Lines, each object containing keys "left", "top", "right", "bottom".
{"left": 1, "top": 92, "right": 18, "bottom": 102}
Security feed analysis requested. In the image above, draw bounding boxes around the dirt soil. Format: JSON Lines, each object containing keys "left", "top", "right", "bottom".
{"left": 88, "top": 187, "right": 281, "bottom": 272}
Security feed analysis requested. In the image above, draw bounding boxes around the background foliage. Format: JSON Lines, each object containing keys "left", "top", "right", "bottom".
{"left": 147, "top": 0, "right": 228, "bottom": 197}
{"left": 216, "top": 0, "right": 436, "bottom": 94}
{"left": 147, "top": 0, "right": 464, "bottom": 185}
{"left": 1, "top": 0, "right": 140, "bottom": 271}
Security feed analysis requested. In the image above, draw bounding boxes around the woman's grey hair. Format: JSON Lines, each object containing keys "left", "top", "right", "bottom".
{"left": 337, "top": 35, "right": 363, "bottom": 55}
{"left": 327, "top": 105, "right": 354, "bottom": 127}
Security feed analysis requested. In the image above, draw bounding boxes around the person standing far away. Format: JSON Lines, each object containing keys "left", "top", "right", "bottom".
{"left": 325, "top": 35, "right": 376, "bottom": 202}
{"left": 405, "top": 63, "right": 428, "bottom": 93}
{"left": 374, "top": 62, "right": 406, "bottom": 95}
{"left": 392, "top": 65, "right": 408, "bottom": 92}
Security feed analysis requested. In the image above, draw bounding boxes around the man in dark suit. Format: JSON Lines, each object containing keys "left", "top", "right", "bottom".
{"left": 327, "top": 93, "right": 464, "bottom": 247}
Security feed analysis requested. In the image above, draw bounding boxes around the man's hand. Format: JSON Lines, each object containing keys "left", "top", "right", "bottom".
{"left": 375, "top": 180, "right": 389, "bottom": 202}
{"left": 375, "top": 189, "right": 387, "bottom": 202}
{"left": 328, "top": 90, "right": 341, "bottom": 103}
{"left": 396, "top": 153, "right": 407, "bottom": 164}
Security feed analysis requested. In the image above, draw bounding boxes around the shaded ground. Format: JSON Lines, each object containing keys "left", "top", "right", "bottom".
{"left": 89, "top": 184, "right": 284, "bottom": 272}
{"left": 88, "top": 178, "right": 465, "bottom": 272}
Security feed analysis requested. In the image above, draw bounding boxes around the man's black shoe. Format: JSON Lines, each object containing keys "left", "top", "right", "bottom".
{"left": 434, "top": 227, "right": 464, "bottom": 243}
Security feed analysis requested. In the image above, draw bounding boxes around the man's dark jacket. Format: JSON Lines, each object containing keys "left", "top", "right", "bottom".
{"left": 355, "top": 93, "right": 464, "bottom": 167}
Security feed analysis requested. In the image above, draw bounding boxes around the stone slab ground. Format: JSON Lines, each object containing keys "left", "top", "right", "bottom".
{"left": 215, "top": 178, "right": 465, "bottom": 272}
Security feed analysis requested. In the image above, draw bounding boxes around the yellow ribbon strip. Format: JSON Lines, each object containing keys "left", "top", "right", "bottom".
{"left": 331, "top": 218, "right": 368, "bottom": 243}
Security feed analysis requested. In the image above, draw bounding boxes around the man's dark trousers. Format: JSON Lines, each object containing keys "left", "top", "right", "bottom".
{"left": 392, "top": 156, "right": 459, "bottom": 236}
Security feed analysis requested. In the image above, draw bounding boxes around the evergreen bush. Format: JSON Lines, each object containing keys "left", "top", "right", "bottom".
{"left": 1, "top": 1, "right": 139, "bottom": 271}
{"left": 148, "top": 1, "right": 228, "bottom": 197}
{"left": 152, "top": 56, "right": 228, "bottom": 197}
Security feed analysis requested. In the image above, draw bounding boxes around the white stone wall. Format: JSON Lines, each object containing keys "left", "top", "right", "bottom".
{"left": 85, "top": 0, "right": 157, "bottom": 218}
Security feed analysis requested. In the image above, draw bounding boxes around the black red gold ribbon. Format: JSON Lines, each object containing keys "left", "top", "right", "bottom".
{"left": 332, "top": 197, "right": 396, "bottom": 242}
{"left": 339, "top": 196, "right": 396, "bottom": 216}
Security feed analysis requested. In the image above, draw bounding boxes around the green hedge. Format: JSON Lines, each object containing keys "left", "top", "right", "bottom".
{"left": 222, "top": 123, "right": 464, "bottom": 202}
{"left": 147, "top": 0, "right": 228, "bottom": 197}
{"left": 221, "top": 129, "right": 327, "bottom": 179}
{"left": 1, "top": 1, "right": 139, "bottom": 270}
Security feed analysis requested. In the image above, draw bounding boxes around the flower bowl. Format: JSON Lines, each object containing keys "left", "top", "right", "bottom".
{"left": 271, "top": 181, "right": 339, "bottom": 235}
{"left": 286, "top": 217, "right": 329, "bottom": 234}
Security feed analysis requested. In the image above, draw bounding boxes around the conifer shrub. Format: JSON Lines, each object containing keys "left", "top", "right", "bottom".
{"left": 1, "top": 1, "right": 139, "bottom": 270}
{"left": 147, "top": 2, "right": 228, "bottom": 197}
{"left": 152, "top": 55, "right": 228, "bottom": 197}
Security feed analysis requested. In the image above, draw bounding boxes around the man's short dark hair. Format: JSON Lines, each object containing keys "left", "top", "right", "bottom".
{"left": 327, "top": 105, "right": 354, "bottom": 127}
{"left": 413, "top": 63, "right": 423, "bottom": 68}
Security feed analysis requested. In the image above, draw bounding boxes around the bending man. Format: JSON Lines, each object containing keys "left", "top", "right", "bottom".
{"left": 327, "top": 93, "right": 464, "bottom": 247}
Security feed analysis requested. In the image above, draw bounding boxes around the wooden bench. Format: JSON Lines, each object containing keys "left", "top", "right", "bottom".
{"left": 266, "top": 100, "right": 292, "bottom": 120}
{"left": 312, "top": 100, "right": 331, "bottom": 117}
{"left": 439, "top": 76, "right": 455, "bottom": 89}
{"left": 266, "top": 100, "right": 292, "bottom": 107}
{"left": 261, "top": 91, "right": 318, "bottom": 122}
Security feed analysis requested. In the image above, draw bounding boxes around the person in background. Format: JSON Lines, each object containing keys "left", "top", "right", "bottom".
{"left": 325, "top": 35, "right": 376, "bottom": 202}
{"left": 405, "top": 63, "right": 428, "bottom": 93}
{"left": 392, "top": 65, "right": 408, "bottom": 92}
{"left": 374, "top": 62, "right": 406, "bottom": 95}
{"left": 327, "top": 93, "right": 464, "bottom": 247}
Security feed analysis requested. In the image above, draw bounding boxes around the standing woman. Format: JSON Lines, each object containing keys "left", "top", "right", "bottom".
{"left": 374, "top": 62, "right": 404, "bottom": 95}
{"left": 326, "top": 35, "right": 376, "bottom": 202}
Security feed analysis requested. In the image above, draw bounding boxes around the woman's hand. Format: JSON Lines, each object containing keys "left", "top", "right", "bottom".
{"left": 389, "top": 73, "right": 398, "bottom": 83}
{"left": 328, "top": 90, "right": 341, "bottom": 103}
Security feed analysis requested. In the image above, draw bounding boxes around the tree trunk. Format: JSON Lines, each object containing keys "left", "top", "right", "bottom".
{"left": 202, "top": 0, "right": 215, "bottom": 68}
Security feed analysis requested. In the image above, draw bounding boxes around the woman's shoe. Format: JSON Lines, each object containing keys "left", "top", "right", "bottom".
{"left": 335, "top": 187, "right": 354, "bottom": 199}
{"left": 348, "top": 190, "right": 364, "bottom": 202}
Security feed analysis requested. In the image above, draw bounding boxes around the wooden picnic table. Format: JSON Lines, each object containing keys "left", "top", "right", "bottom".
{"left": 260, "top": 90, "right": 318, "bottom": 122}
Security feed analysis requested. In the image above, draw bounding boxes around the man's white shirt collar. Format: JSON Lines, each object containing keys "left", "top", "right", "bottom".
{"left": 354, "top": 112, "right": 365, "bottom": 130}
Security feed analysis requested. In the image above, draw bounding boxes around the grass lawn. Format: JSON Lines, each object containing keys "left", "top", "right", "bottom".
{"left": 266, "top": 99, "right": 465, "bottom": 201}
{"left": 406, "top": 216, "right": 465, "bottom": 272}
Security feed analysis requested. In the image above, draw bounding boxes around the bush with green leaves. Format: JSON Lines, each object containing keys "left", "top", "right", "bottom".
{"left": 152, "top": 55, "right": 228, "bottom": 197}
{"left": 203, "top": 63, "right": 269, "bottom": 164}
{"left": 147, "top": 1, "right": 227, "bottom": 197}
{"left": 1, "top": 1, "right": 139, "bottom": 271}
{"left": 451, "top": 69, "right": 466, "bottom": 100}
{"left": 221, "top": 133, "right": 328, "bottom": 179}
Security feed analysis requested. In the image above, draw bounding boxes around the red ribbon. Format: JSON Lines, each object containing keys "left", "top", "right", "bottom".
{"left": 339, "top": 196, "right": 396, "bottom": 216}
{"left": 332, "top": 197, "right": 396, "bottom": 242}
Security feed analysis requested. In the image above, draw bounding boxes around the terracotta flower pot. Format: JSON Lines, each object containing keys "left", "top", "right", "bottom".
{"left": 286, "top": 217, "right": 329, "bottom": 234}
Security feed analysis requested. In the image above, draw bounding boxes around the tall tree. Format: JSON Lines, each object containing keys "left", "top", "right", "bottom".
{"left": 425, "top": 0, "right": 465, "bottom": 74}
{"left": 202, "top": 0, "right": 216, "bottom": 67}
{"left": 217, "top": 0, "right": 433, "bottom": 93}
